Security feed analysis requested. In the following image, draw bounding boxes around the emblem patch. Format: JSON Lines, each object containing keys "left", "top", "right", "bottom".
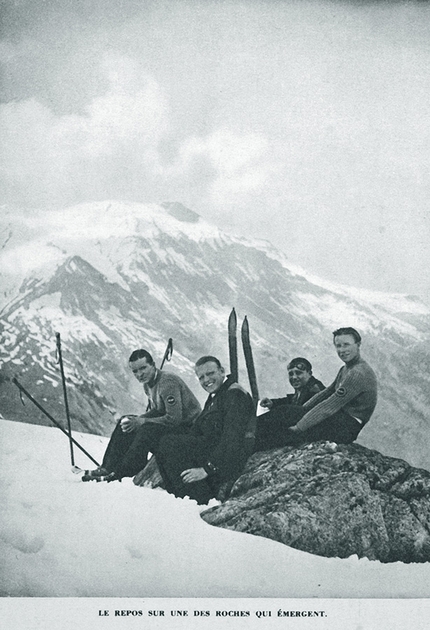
{"left": 166, "top": 395, "right": 176, "bottom": 405}
{"left": 335, "top": 387, "right": 347, "bottom": 398}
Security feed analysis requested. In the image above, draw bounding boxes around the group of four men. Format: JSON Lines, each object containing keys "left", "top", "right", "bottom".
{"left": 84, "top": 326, "right": 377, "bottom": 505}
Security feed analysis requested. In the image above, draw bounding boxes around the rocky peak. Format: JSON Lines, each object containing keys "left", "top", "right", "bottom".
{"left": 161, "top": 202, "right": 200, "bottom": 223}
{"left": 200, "top": 442, "right": 430, "bottom": 563}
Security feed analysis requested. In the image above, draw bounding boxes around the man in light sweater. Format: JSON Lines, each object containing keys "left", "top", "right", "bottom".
{"left": 256, "top": 327, "right": 377, "bottom": 450}
{"left": 82, "top": 349, "right": 201, "bottom": 481}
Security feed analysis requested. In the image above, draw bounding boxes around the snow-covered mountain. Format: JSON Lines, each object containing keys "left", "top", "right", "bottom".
{"left": 0, "top": 201, "right": 429, "bottom": 469}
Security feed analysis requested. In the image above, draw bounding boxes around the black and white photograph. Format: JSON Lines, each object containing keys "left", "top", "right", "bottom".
{"left": 1, "top": 0, "right": 429, "bottom": 627}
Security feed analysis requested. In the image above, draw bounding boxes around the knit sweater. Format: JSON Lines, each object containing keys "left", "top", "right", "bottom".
{"left": 295, "top": 356, "right": 377, "bottom": 432}
{"left": 142, "top": 369, "right": 201, "bottom": 427}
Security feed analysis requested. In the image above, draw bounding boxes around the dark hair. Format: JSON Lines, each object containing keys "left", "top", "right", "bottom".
{"left": 128, "top": 349, "right": 155, "bottom": 365}
{"left": 195, "top": 355, "right": 222, "bottom": 369}
{"left": 287, "top": 357, "right": 312, "bottom": 373}
{"left": 332, "top": 327, "right": 362, "bottom": 344}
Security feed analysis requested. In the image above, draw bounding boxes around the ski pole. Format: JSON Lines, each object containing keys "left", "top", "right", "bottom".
{"left": 12, "top": 377, "right": 100, "bottom": 467}
{"left": 56, "top": 332, "right": 75, "bottom": 466}
{"left": 159, "top": 338, "right": 173, "bottom": 370}
{"left": 228, "top": 307, "right": 238, "bottom": 382}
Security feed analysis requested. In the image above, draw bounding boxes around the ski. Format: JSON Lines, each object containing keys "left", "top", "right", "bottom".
{"left": 228, "top": 308, "right": 238, "bottom": 382}
{"left": 12, "top": 377, "right": 100, "bottom": 467}
{"left": 241, "top": 316, "right": 259, "bottom": 404}
{"left": 56, "top": 332, "right": 75, "bottom": 467}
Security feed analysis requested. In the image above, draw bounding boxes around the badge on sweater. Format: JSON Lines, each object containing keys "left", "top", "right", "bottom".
{"left": 335, "top": 387, "right": 346, "bottom": 398}
{"left": 166, "top": 395, "right": 176, "bottom": 405}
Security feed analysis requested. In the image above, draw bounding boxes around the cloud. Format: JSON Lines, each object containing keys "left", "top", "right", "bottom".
{"left": 176, "top": 129, "right": 277, "bottom": 206}
{"left": 0, "top": 53, "right": 170, "bottom": 207}
{"left": 0, "top": 51, "right": 275, "bottom": 213}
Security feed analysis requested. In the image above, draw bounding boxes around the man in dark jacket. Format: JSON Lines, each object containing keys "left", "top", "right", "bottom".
{"left": 156, "top": 356, "right": 254, "bottom": 504}
{"left": 83, "top": 349, "right": 201, "bottom": 481}
{"left": 254, "top": 357, "right": 324, "bottom": 452}
{"left": 260, "top": 357, "right": 324, "bottom": 408}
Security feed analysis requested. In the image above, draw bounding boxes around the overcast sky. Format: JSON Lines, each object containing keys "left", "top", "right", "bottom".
{"left": 1, "top": 0, "right": 429, "bottom": 300}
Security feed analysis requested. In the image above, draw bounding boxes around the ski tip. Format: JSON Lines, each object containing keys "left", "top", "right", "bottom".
{"left": 241, "top": 316, "right": 249, "bottom": 333}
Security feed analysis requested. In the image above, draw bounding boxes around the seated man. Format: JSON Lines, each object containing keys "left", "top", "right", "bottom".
{"left": 156, "top": 356, "right": 255, "bottom": 504}
{"left": 256, "top": 327, "right": 377, "bottom": 451}
{"left": 260, "top": 357, "right": 324, "bottom": 408}
{"left": 83, "top": 349, "right": 201, "bottom": 481}
{"left": 255, "top": 357, "right": 325, "bottom": 451}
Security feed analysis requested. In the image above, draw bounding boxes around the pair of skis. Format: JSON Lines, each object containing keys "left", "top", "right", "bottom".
{"left": 13, "top": 336, "right": 174, "bottom": 473}
{"left": 228, "top": 308, "right": 259, "bottom": 404}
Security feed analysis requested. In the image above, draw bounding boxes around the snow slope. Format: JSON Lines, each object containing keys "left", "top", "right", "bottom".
{"left": 1, "top": 418, "right": 430, "bottom": 599}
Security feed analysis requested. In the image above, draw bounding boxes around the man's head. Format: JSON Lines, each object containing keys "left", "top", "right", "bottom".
{"left": 332, "top": 327, "right": 361, "bottom": 364}
{"left": 194, "top": 356, "right": 226, "bottom": 395}
{"left": 128, "top": 349, "right": 157, "bottom": 384}
{"left": 287, "top": 357, "right": 313, "bottom": 391}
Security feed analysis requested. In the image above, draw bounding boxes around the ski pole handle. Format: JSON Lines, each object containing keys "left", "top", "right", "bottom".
{"left": 160, "top": 338, "right": 173, "bottom": 370}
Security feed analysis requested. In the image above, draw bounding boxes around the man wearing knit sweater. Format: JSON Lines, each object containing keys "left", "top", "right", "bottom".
{"left": 256, "top": 327, "right": 377, "bottom": 450}
{"left": 83, "top": 349, "right": 201, "bottom": 481}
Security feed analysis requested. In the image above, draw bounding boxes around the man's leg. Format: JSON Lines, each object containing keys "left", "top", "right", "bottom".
{"left": 113, "top": 422, "right": 178, "bottom": 478}
{"left": 254, "top": 405, "right": 306, "bottom": 452}
{"left": 300, "top": 411, "right": 362, "bottom": 445}
{"left": 157, "top": 434, "right": 214, "bottom": 504}
{"left": 101, "top": 420, "right": 137, "bottom": 473}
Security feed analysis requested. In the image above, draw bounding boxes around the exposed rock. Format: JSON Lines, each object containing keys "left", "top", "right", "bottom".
{"left": 200, "top": 442, "right": 430, "bottom": 563}
{"left": 133, "top": 456, "right": 165, "bottom": 489}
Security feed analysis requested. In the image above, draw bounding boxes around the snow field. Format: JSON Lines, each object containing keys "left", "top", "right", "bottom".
{"left": 1, "top": 419, "right": 430, "bottom": 600}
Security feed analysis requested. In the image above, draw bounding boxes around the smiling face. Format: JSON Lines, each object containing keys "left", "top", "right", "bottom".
{"left": 288, "top": 366, "right": 312, "bottom": 391}
{"left": 334, "top": 334, "right": 361, "bottom": 364}
{"left": 129, "top": 357, "right": 157, "bottom": 384}
{"left": 195, "top": 361, "right": 226, "bottom": 395}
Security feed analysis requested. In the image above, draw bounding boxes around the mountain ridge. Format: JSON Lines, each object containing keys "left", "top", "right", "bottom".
{"left": 0, "top": 200, "right": 429, "bottom": 470}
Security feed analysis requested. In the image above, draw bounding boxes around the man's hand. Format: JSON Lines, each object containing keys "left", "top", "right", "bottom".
{"left": 288, "top": 424, "right": 300, "bottom": 433}
{"left": 260, "top": 397, "right": 273, "bottom": 409}
{"left": 181, "top": 467, "right": 208, "bottom": 483}
{"left": 120, "top": 415, "right": 143, "bottom": 433}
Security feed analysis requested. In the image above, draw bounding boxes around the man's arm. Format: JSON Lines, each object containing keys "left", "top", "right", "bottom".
{"left": 301, "top": 380, "right": 336, "bottom": 411}
{"left": 294, "top": 370, "right": 365, "bottom": 432}
{"left": 271, "top": 395, "right": 294, "bottom": 407}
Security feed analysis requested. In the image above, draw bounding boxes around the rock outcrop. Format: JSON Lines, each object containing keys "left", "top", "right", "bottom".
{"left": 133, "top": 456, "right": 165, "bottom": 489}
{"left": 199, "top": 442, "right": 430, "bottom": 563}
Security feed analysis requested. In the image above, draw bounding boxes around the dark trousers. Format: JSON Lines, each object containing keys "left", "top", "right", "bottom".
{"left": 254, "top": 405, "right": 362, "bottom": 452}
{"left": 156, "top": 434, "right": 216, "bottom": 505}
{"left": 102, "top": 421, "right": 188, "bottom": 478}
{"left": 254, "top": 405, "right": 306, "bottom": 452}
{"left": 296, "top": 410, "right": 362, "bottom": 445}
